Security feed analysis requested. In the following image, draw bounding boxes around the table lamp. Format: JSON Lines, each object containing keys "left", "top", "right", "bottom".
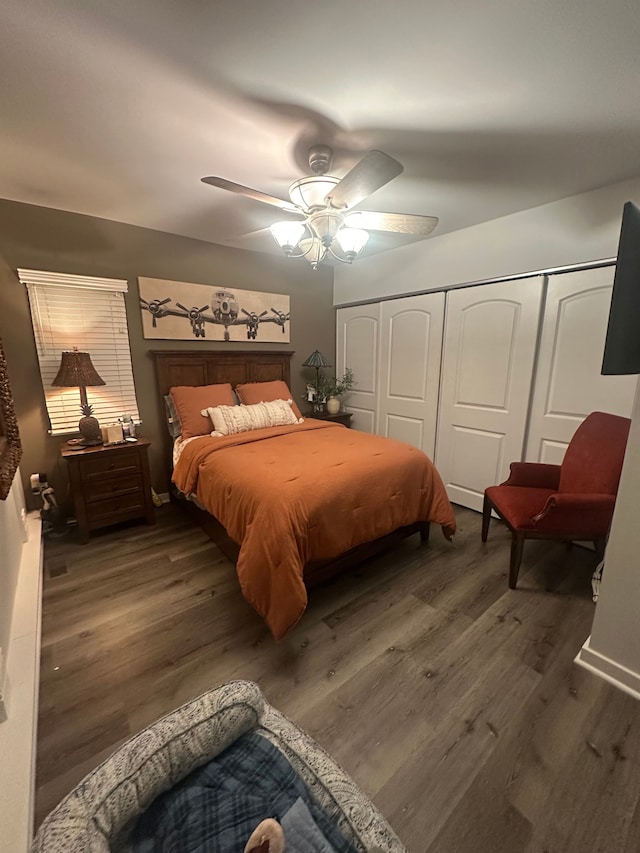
{"left": 302, "top": 349, "right": 332, "bottom": 412}
{"left": 302, "top": 349, "right": 331, "bottom": 390}
{"left": 52, "top": 347, "right": 105, "bottom": 445}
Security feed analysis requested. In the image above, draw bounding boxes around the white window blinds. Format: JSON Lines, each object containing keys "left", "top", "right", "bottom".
{"left": 20, "top": 269, "right": 141, "bottom": 436}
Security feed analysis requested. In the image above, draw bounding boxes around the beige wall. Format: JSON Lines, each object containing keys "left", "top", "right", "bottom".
{"left": 334, "top": 175, "right": 640, "bottom": 304}
{"left": 0, "top": 199, "right": 335, "bottom": 510}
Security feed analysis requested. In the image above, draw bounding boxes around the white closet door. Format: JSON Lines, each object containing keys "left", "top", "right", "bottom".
{"left": 525, "top": 267, "right": 637, "bottom": 464}
{"left": 435, "top": 277, "right": 544, "bottom": 511}
{"left": 336, "top": 303, "right": 381, "bottom": 433}
{"left": 378, "top": 293, "right": 445, "bottom": 459}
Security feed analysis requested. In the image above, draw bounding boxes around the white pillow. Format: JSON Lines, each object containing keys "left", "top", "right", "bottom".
{"left": 201, "top": 399, "right": 302, "bottom": 436}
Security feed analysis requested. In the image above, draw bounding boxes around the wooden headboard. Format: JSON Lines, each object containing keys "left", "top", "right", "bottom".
{"left": 151, "top": 349, "right": 294, "bottom": 467}
{"left": 152, "top": 349, "right": 293, "bottom": 396}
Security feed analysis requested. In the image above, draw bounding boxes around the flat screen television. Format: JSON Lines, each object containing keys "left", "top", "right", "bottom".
{"left": 601, "top": 200, "right": 640, "bottom": 375}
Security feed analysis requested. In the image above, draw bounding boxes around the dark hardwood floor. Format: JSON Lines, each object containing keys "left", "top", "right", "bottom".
{"left": 37, "top": 503, "right": 640, "bottom": 851}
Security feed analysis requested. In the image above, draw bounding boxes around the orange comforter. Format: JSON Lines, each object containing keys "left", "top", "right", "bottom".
{"left": 173, "top": 420, "right": 456, "bottom": 639}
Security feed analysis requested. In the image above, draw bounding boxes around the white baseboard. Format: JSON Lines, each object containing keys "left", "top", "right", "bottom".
{"left": 0, "top": 511, "right": 43, "bottom": 852}
{"left": 575, "top": 636, "right": 640, "bottom": 701}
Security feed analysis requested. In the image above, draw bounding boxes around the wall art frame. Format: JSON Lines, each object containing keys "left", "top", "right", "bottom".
{"left": 0, "top": 337, "right": 22, "bottom": 500}
{"left": 138, "top": 277, "right": 290, "bottom": 343}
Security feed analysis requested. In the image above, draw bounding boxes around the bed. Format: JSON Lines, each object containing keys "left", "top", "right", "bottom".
{"left": 153, "top": 350, "right": 456, "bottom": 639}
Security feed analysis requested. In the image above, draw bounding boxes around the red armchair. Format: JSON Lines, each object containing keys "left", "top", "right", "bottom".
{"left": 482, "top": 411, "right": 631, "bottom": 589}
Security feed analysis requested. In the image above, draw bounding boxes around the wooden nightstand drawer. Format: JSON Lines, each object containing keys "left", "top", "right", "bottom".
{"left": 80, "top": 451, "right": 141, "bottom": 479}
{"left": 86, "top": 492, "right": 147, "bottom": 525}
{"left": 85, "top": 473, "right": 143, "bottom": 501}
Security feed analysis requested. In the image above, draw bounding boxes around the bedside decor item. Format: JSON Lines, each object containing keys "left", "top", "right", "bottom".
{"left": 52, "top": 348, "right": 105, "bottom": 446}
{"left": 101, "top": 423, "right": 124, "bottom": 445}
{"left": 325, "top": 368, "right": 356, "bottom": 414}
{"left": 0, "top": 336, "right": 22, "bottom": 500}
{"left": 326, "top": 396, "right": 341, "bottom": 415}
{"left": 302, "top": 349, "right": 331, "bottom": 412}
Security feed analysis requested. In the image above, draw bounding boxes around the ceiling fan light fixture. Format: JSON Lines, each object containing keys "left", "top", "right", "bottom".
{"left": 335, "top": 227, "right": 370, "bottom": 260}
{"left": 270, "top": 220, "right": 306, "bottom": 253}
{"left": 289, "top": 176, "right": 340, "bottom": 211}
{"left": 308, "top": 209, "right": 344, "bottom": 248}
{"left": 299, "top": 237, "right": 327, "bottom": 270}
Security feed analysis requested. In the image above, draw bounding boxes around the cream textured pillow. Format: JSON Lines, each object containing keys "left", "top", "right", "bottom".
{"left": 202, "top": 399, "right": 302, "bottom": 436}
{"left": 235, "top": 380, "right": 303, "bottom": 419}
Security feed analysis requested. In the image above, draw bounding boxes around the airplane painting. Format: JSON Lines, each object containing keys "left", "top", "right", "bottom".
{"left": 138, "top": 277, "right": 290, "bottom": 342}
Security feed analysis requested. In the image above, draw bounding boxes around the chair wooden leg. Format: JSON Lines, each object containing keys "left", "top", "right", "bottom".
{"left": 509, "top": 532, "right": 526, "bottom": 589}
{"left": 481, "top": 494, "right": 492, "bottom": 542}
{"left": 420, "top": 522, "right": 430, "bottom": 544}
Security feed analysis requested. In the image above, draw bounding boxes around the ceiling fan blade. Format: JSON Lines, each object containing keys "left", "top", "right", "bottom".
{"left": 344, "top": 210, "right": 439, "bottom": 237}
{"left": 201, "top": 176, "right": 301, "bottom": 214}
{"left": 325, "top": 150, "right": 404, "bottom": 210}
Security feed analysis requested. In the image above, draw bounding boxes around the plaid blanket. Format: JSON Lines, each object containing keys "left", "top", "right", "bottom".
{"left": 131, "top": 731, "right": 358, "bottom": 852}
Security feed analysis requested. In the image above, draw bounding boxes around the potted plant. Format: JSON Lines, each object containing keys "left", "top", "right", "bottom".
{"left": 325, "top": 368, "right": 355, "bottom": 414}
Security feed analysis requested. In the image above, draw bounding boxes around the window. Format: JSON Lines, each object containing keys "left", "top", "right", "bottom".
{"left": 20, "top": 269, "right": 140, "bottom": 436}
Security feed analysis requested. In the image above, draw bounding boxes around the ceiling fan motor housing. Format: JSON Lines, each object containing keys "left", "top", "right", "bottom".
{"left": 308, "top": 144, "right": 333, "bottom": 175}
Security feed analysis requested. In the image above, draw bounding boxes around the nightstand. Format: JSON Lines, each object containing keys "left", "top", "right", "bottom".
{"left": 61, "top": 438, "right": 156, "bottom": 543}
{"left": 306, "top": 411, "right": 352, "bottom": 428}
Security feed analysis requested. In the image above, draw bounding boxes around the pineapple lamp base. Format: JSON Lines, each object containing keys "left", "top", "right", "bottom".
{"left": 78, "top": 414, "right": 102, "bottom": 445}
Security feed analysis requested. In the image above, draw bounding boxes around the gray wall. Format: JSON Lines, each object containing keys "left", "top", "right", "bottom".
{"left": 0, "top": 199, "right": 334, "bottom": 510}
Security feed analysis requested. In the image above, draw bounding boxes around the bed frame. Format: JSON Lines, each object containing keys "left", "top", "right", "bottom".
{"left": 152, "top": 349, "right": 429, "bottom": 588}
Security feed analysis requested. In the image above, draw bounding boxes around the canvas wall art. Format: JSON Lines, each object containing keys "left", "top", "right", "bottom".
{"left": 138, "top": 277, "right": 290, "bottom": 342}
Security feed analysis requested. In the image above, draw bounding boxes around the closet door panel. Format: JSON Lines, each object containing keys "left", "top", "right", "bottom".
{"left": 378, "top": 293, "right": 445, "bottom": 458}
{"left": 336, "top": 303, "right": 381, "bottom": 433}
{"left": 525, "top": 267, "right": 637, "bottom": 463}
{"left": 448, "top": 425, "right": 506, "bottom": 499}
{"left": 435, "top": 278, "right": 544, "bottom": 511}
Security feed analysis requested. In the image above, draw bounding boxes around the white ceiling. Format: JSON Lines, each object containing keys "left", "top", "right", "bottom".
{"left": 2, "top": 0, "right": 640, "bottom": 261}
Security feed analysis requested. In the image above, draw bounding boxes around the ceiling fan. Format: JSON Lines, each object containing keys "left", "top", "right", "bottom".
{"left": 201, "top": 145, "right": 438, "bottom": 268}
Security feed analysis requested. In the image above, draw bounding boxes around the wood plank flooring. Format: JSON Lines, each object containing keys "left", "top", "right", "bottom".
{"left": 37, "top": 504, "right": 640, "bottom": 851}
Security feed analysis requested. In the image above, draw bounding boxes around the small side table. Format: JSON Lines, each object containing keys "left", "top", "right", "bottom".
{"left": 61, "top": 438, "right": 156, "bottom": 543}
{"left": 305, "top": 411, "right": 352, "bottom": 428}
